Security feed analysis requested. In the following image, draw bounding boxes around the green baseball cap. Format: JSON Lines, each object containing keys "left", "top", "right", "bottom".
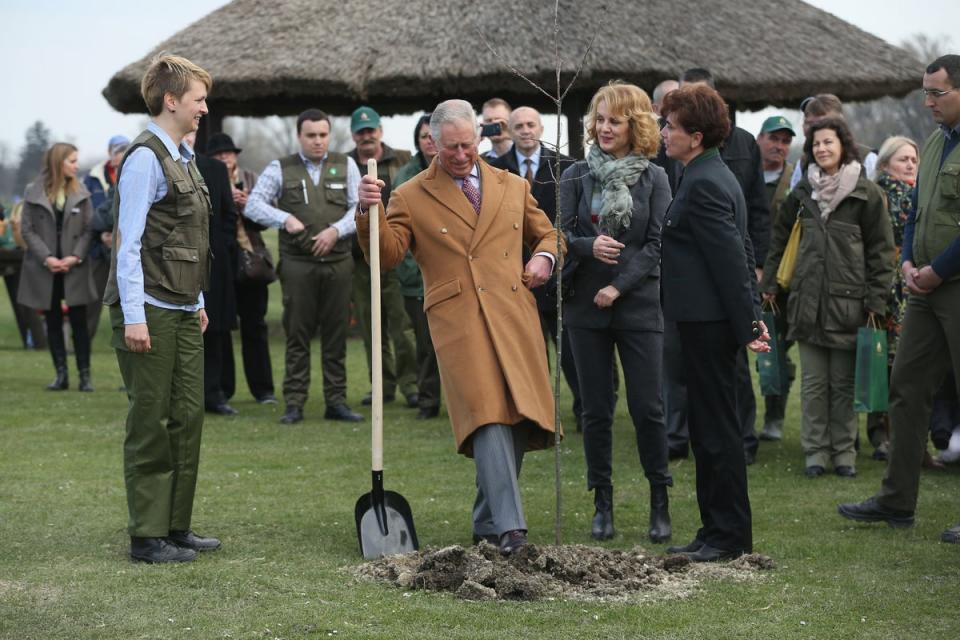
{"left": 759, "top": 115, "right": 796, "bottom": 136}
{"left": 351, "top": 106, "right": 381, "bottom": 133}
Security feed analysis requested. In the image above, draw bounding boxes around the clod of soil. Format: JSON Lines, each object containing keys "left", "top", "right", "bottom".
{"left": 354, "top": 543, "right": 774, "bottom": 602}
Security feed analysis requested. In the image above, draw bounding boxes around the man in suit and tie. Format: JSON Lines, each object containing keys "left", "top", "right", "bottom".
{"left": 356, "top": 99, "right": 565, "bottom": 556}
{"left": 489, "top": 106, "right": 582, "bottom": 430}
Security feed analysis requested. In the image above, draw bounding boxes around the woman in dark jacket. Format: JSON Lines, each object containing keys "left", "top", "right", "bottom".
{"left": 659, "top": 84, "right": 769, "bottom": 562}
{"left": 762, "top": 117, "right": 894, "bottom": 479}
{"left": 560, "top": 82, "right": 672, "bottom": 543}
{"left": 18, "top": 142, "right": 97, "bottom": 390}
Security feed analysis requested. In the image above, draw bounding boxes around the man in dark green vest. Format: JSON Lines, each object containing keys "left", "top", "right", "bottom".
{"left": 104, "top": 54, "right": 221, "bottom": 563}
{"left": 245, "top": 109, "right": 363, "bottom": 425}
{"left": 840, "top": 54, "right": 960, "bottom": 544}
{"left": 347, "top": 106, "right": 419, "bottom": 409}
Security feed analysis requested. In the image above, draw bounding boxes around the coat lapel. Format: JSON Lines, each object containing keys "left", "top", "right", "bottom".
{"left": 579, "top": 166, "right": 596, "bottom": 231}
{"left": 421, "top": 159, "right": 477, "bottom": 230}
{"left": 471, "top": 161, "right": 505, "bottom": 250}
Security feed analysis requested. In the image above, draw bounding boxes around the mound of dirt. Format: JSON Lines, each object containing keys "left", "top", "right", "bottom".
{"left": 354, "top": 543, "right": 774, "bottom": 602}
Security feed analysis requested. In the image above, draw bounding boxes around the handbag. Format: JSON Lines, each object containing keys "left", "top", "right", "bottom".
{"left": 854, "top": 314, "right": 889, "bottom": 413}
{"left": 237, "top": 227, "right": 277, "bottom": 284}
{"left": 775, "top": 207, "right": 802, "bottom": 290}
{"left": 757, "top": 299, "right": 788, "bottom": 396}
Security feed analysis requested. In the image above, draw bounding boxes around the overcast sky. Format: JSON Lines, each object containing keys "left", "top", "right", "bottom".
{"left": 1, "top": 0, "right": 957, "bottom": 166}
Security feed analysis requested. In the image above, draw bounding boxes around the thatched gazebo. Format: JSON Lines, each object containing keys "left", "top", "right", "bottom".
{"left": 103, "top": 0, "right": 922, "bottom": 155}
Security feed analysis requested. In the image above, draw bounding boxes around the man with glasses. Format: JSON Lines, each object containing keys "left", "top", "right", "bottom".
{"left": 839, "top": 54, "right": 960, "bottom": 545}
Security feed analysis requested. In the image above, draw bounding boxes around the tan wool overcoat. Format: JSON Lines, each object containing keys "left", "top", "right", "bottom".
{"left": 357, "top": 158, "right": 565, "bottom": 456}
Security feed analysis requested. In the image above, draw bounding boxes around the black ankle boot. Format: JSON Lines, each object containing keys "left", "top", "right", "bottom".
{"left": 78, "top": 368, "right": 94, "bottom": 392}
{"left": 649, "top": 484, "right": 672, "bottom": 543}
{"left": 47, "top": 366, "right": 68, "bottom": 391}
{"left": 591, "top": 485, "right": 614, "bottom": 540}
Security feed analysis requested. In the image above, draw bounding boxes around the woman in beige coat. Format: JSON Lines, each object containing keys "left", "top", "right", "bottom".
{"left": 18, "top": 143, "right": 97, "bottom": 390}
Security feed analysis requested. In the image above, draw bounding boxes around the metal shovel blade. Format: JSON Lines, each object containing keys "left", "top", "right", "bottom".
{"left": 355, "top": 471, "right": 419, "bottom": 560}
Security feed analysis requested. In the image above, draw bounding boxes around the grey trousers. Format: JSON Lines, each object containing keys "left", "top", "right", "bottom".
{"left": 471, "top": 423, "right": 529, "bottom": 537}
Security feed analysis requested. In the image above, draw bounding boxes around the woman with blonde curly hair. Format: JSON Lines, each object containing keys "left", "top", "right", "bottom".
{"left": 559, "top": 82, "right": 673, "bottom": 543}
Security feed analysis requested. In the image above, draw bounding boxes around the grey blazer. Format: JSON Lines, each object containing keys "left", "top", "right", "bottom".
{"left": 559, "top": 160, "right": 670, "bottom": 331}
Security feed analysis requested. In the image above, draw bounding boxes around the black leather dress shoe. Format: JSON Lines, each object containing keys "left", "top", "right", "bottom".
{"left": 325, "top": 403, "right": 363, "bottom": 422}
{"left": 941, "top": 524, "right": 960, "bottom": 543}
{"left": 472, "top": 533, "right": 500, "bottom": 545}
{"left": 837, "top": 497, "right": 914, "bottom": 528}
{"left": 805, "top": 465, "right": 826, "bottom": 478}
{"left": 206, "top": 403, "right": 238, "bottom": 416}
{"left": 256, "top": 393, "right": 278, "bottom": 405}
{"left": 168, "top": 529, "right": 221, "bottom": 552}
{"left": 685, "top": 544, "right": 744, "bottom": 563}
{"left": 405, "top": 393, "right": 420, "bottom": 408}
{"left": 499, "top": 530, "right": 528, "bottom": 555}
{"left": 667, "top": 538, "right": 704, "bottom": 554}
{"left": 416, "top": 406, "right": 440, "bottom": 420}
{"left": 834, "top": 465, "right": 857, "bottom": 478}
{"left": 279, "top": 405, "right": 304, "bottom": 425}
{"left": 362, "top": 392, "right": 394, "bottom": 406}
{"left": 130, "top": 536, "right": 196, "bottom": 563}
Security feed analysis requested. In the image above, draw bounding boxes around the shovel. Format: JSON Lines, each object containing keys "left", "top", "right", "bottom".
{"left": 354, "top": 158, "right": 419, "bottom": 559}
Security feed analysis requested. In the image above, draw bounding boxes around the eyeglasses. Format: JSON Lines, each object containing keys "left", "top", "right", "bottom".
{"left": 922, "top": 88, "right": 958, "bottom": 99}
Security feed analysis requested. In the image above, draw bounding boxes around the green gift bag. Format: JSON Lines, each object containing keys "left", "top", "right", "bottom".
{"left": 854, "top": 316, "right": 889, "bottom": 413}
{"left": 757, "top": 301, "right": 788, "bottom": 396}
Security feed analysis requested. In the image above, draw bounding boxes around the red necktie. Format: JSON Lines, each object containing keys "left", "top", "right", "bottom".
{"left": 461, "top": 177, "right": 481, "bottom": 215}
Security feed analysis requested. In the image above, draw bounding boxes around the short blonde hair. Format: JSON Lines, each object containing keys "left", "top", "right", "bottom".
{"left": 585, "top": 82, "right": 660, "bottom": 157}
{"left": 140, "top": 54, "right": 212, "bottom": 116}
{"left": 876, "top": 135, "right": 919, "bottom": 172}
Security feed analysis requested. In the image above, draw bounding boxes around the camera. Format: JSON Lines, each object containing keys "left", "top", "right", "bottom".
{"left": 480, "top": 122, "right": 502, "bottom": 138}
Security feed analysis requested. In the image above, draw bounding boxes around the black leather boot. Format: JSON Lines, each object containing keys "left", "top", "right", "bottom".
{"left": 46, "top": 366, "right": 68, "bottom": 391}
{"left": 591, "top": 485, "right": 615, "bottom": 540}
{"left": 78, "top": 369, "right": 94, "bottom": 392}
{"left": 649, "top": 484, "right": 672, "bottom": 543}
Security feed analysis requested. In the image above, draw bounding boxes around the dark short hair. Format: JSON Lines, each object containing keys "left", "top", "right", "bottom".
{"left": 680, "top": 67, "right": 715, "bottom": 89}
{"left": 660, "top": 83, "right": 730, "bottom": 149}
{"left": 926, "top": 54, "right": 960, "bottom": 88}
{"left": 802, "top": 116, "right": 861, "bottom": 171}
{"left": 296, "top": 109, "right": 330, "bottom": 135}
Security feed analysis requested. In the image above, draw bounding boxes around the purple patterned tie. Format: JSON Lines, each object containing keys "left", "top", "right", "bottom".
{"left": 461, "top": 176, "right": 481, "bottom": 215}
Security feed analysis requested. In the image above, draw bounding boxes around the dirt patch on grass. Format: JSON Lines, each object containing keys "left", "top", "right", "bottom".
{"left": 354, "top": 543, "right": 773, "bottom": 602}
{"left": 0, "top": 579, "right": 61, "bottom": 605}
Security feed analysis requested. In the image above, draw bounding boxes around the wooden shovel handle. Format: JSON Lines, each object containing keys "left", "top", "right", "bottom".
{"left": 368, "top": 159, "right": 384, "bottom": 472}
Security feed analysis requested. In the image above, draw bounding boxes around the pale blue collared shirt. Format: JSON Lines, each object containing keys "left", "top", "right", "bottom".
{"left": 116, "top": 122, "right": 204, "bottom": 325}
{"left": 515, "top": 144, "right": 542, "bottom": 180}
{"left": 244, "top": 152, "right": 359, "bottom": 238}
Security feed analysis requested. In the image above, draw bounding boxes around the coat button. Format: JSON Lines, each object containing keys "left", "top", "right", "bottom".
{"left": 511, "top": 285, "right": 518, "bottom": 291}
{"left": 666, "top": 220, "right": 672, "bottom": 226}
{"left": 469, "top": 255, "right": 475, "bottom": 261}
{"left": 441, "top": 227, "right": 448, "bottom": 234}
{"left": 513, "top": 223, "right": 519, "bottom": 229}
{"left": 503, "top": 251, "right": 508, "bottom": 257}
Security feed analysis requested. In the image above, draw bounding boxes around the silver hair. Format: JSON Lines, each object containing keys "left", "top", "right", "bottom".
{"left": 430, "top": 99, "right": 479, "bottom": 145}
{"left": 876, "top": 135, "right": 919, "bottom": 171}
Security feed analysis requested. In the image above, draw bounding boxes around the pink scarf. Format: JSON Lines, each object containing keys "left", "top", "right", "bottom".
{"left": 807, "top": 160, "right": 861, "bottom": 220}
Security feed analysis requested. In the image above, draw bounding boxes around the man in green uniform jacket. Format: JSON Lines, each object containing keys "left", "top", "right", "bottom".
{"left": 840, "top": 54, "right": 960, "bottom": 544}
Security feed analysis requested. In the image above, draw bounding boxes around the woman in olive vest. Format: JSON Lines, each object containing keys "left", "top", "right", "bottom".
{"left": 762, "top": 118, "right": 895, "bottom": 479}
{"left": 18, "top": 142, "right": 97, "bottom": 390}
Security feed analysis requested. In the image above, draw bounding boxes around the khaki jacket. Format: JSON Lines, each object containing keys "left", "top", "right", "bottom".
{"left": 356, "top": 158, "right": 564, "bottom": 456}
{"left": 762, "top": 175, "right": 895, "bottom": 350}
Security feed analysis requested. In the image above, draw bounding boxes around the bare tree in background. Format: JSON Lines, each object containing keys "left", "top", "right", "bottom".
{"left": 845, "top": 34, "right": 950, "bottom": 150}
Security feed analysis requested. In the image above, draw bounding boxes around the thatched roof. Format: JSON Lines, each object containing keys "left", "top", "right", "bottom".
{"left": 103, "top": 0, "right": 922, "bottom": 117}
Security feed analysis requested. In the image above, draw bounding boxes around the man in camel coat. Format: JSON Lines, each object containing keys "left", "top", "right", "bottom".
{"left": 357, "top": 99, "right": 564, "bottom": 556}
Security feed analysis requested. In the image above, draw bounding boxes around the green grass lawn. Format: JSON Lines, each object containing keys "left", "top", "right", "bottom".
{"left": 0, "top": 289, "right": 958, "bottom": 640}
